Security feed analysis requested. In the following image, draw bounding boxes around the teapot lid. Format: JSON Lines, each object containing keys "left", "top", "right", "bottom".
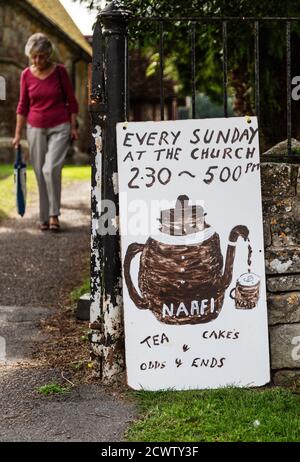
{"left": 159, "top": 195, "right": 207, "bottom": 236}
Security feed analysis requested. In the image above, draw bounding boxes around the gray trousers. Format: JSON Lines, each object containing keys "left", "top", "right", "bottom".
{"left": 27, "top": 122, "right": 70, "bottom": 223}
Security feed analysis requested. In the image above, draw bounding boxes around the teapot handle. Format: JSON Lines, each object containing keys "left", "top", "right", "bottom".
{"left": 124, "top": 243, "right": 149, "bottom": 310}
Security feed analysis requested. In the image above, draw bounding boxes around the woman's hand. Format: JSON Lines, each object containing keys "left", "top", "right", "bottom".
{"left": 13, "top": 115, "right": 27, "bottom": 148}
{"left": 12, "top": 134, "right": 21, "bottom": 148}
{"left": 70, "top": 114, "right": 79, "bottom": 142}
{"left": 71, "top": 126, "right": 79, "bottom": 141}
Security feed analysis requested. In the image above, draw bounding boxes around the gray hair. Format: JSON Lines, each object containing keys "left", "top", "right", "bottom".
{"left": 25, "top": 33, "right": 53, "bottom": 58}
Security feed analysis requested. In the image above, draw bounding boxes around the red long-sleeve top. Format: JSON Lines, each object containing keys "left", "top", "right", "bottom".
{"left": 17, "top": 64, "right": 78, "bottom": 128}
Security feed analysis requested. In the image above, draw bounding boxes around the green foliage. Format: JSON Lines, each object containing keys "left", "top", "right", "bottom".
{"left": 80, "top": 0, "right": 300, "bottom": 145}
{"left": 37, "top": 383, "right": 70, "bottom": 395}
{"left": 70, "top": 277, "right": 90, "bottom": 304}
{"left": 80, "top": 329, "right": 90, "bottom": 342}
{"left": 194, "top": 93, "right": 234, "bottom": 118}
{"left": 62, "top": 165, "right": 91, "bottom": 182}
{"left": 80, "top": 0, "right": 300, "bottom": 17}
{"left": 71, "top": 360, "right": 86, "bottom": 370}
{"left": 126, "top": 387, "right": 300, "bottom": 442}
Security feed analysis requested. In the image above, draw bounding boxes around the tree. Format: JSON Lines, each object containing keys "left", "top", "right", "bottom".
{"left": 79, "top": 0, "right": 300, "bottom": 148}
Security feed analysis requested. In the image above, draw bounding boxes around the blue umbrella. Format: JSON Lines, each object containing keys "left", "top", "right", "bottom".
{"left": 14, "top": 145, "right": 27, "bottom": 217}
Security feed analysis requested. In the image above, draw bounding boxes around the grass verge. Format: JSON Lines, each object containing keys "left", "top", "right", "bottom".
{"left": 70, "top": 276, "right": 90, "bottom": 305}
{"left": 0, "top": 164, "right": 91, "bottom": 219}
{"left": 0, "top": 166, "right": 37, "bottom": 219}
{"left": 0, "top": 164, "right": 14, "bottom": 180}
{"left": 37, "top": 383, "right": 70, "bottom": 395}
{"left": 62, "top": 165, "right": 91, "bottom": 183}
{"left": 126, "top": 387, "right": 300, "bottom": 442}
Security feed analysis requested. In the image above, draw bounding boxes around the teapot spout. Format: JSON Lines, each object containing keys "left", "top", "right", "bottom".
{"left": 228, "top": 225, "right": 249, "bottom": 243}
{"left": 219, "top": 225, "right": 250, "bottom": 290}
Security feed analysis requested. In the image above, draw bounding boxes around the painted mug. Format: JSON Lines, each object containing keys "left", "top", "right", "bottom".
{"left": 230, "top": 272, "right": 260, "bottom": 309}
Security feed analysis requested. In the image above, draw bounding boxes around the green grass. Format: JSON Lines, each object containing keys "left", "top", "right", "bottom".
{"left": 62, "top": 165, "right": 91, "bottom": 183}
{"left": 126, "top": 387, "right": 300, "bottom": 442}
{"left": 0, "top": 164, "right": 90, "bottom": 220}
{"left": 0, "top": 166, "right": 37, "bottom": 219}
{"left": 37, "top": 383, "right": 70, "bottom": 395}
{"left": 70, "top": 276, "right": 90, "bottom": 304}
{"left": 0, "top": 164, "right": 14, "bottom": 179}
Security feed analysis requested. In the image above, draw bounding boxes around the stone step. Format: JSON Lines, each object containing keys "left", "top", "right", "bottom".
{"left": 0, "top": 305, "right": 52, "bottom": 362}
{"left": 267, "top": 292, "right": 300, "bottom": 325}
{"left": 270, "top": 323, "right": 300, "bottom": 369}
{"left": 76, "top": 293, "right": 90, "bottom": 321}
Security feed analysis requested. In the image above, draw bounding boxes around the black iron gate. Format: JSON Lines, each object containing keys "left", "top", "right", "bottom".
{"left": 89, "top": 0, "right": 300, "bottom": 381}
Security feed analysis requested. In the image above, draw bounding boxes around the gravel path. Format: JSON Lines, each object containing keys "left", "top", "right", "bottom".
{"left": 0, "top": 181, "right": 91, "bottom": 308}
{"left": 0, "top": 179, "right": 137, "bottom": 442}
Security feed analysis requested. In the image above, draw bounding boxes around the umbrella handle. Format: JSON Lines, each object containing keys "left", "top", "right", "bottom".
{"left": 15, "top": 144, "right": 22, "bottom": 164}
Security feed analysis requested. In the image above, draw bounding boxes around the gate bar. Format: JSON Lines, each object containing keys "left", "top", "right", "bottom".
{"left": 89, "top": 20, "right": 105, "bottom": 329}
{"left": 133, "top": 16, "right": 300, "bottom": 22}
{"left": 125, "top": 34, "right": 129, "bottom": 120}
{"left": 191, "top": 22, "right": 196, "bottom": 118}
{"left": 254, "top": 21, "right": 260, "bottom": 123}
{"left": 159, "top": 21, "right": 165, "bottom": 120}
{"left": 90, "top": 2, "right": 131, "bottom": 381}
{"left": 286, "top": 20, "right": 292, "bottom": 155}
{"left": 222, "top": 20, "right": 228, "bottom": 117}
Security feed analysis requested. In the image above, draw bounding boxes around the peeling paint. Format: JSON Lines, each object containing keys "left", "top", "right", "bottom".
{"left": 93, "top": 126, "right": 102, "bottom": 153}
{"left": 90, "top": 244, "right": 101, "bottom": 323}
{"left": 111, "top": 215, "right": 119, "bottom": 231}
{"left": 92, "top": 126, "right": 102, "bottom": 207}
{"left": 97, "top": 293, "right": 124, "bottom": 379}
{"left": 91, "top": 333, "right": 102, "bottom": 343}
{"left": 91, "top": 217, "right": 99, "bottom": 237}
{"left": 89, "top": 14, "right": 128, "bottom": 381}
{"left": 90, "top": 124, "right": 103, "bottom": 324}
{"left": 91, "top": 127, "right": 102, "bottom": 238}
{"left": 112, "top": 172, "right": 119, "bottom": 195}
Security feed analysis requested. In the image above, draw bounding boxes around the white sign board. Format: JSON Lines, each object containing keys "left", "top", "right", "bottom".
{"left": 117, "top": 117, "right": 270, "bottom": 391}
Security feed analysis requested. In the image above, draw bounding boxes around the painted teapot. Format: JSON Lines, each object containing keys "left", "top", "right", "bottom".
{"left": 124, "top": 195, "right": 249, "bottom": 324}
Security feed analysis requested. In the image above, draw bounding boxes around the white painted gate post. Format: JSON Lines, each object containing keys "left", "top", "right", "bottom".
{"left": 89, "top": 1, "right": 131, "bottom": 383}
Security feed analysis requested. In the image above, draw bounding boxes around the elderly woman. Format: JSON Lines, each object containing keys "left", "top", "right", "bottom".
{"left": 13, "top": 33, "right": 79, "bottom": 231}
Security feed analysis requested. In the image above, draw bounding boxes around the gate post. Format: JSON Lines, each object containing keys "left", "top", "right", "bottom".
{"left": 89, "top": 1, "right": 131, "bottom": 383}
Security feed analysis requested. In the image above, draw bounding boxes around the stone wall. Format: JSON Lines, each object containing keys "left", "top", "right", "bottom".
{"left": 89, "top": 153, "right": 300, "bottom": 387}
{"left": 0, "top": 1, "right": 91, "bottom": 161}
{"left": 262, "top": 159, "right": 300, "bottom": 386}
{"left": 89, "top": 152, "right": 300, "bottom": 387}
